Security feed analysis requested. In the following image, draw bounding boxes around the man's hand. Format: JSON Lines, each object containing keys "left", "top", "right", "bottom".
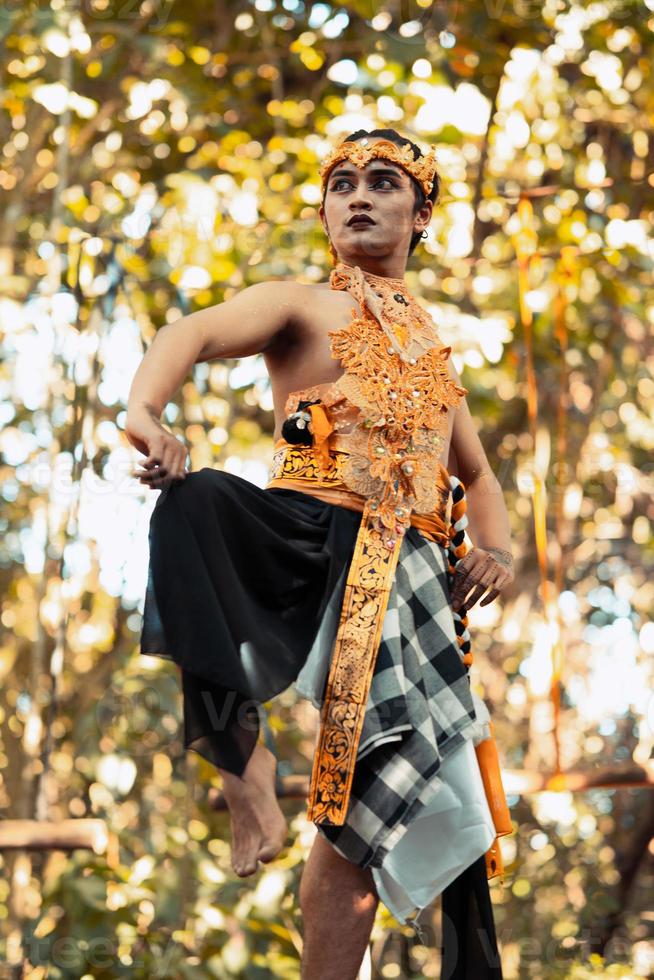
{"left": 449, "top": 546, "right": 514, "bottom": 614}
{"left": 126, "top": 410, "right": 189, "bottom": 491}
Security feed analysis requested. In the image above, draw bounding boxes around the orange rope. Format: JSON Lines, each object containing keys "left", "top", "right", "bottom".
{"left": 447, "top": 476, "right": 513, "bottom": 882}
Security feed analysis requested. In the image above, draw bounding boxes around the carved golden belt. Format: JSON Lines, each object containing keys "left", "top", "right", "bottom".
{"left": 267, "top": 436, "right": 452, "bottom": 547}
{"left": 265, "top": 439, "right": 512, "bottom": 880}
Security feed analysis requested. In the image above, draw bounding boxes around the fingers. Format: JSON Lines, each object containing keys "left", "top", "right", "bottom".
{"left": 133, "top": 437, "right": 189, "bottom": 490}
{"left": 460, "top": 582, "right": 492, "bottom": 611}
{"left": 137, "top": 457, "right": 187, "bottom": 486}
{"left": 449, "top": 552, "right": 476, "bottom": 610}
{"left": 450, "top": 551, "right": 482, "bottom": 611}
{"left": 137, "top": 466, "right": 188, "bottom": 490}
{"left": 450, "top": 548, "right": 510, "bottom": 613}
{"left": 479, "top": 588, "right": 500, "bottom": 607}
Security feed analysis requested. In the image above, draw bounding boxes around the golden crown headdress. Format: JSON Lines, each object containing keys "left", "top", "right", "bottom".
{"left": 319, "top": 136, "right": 440, "bottom": 198}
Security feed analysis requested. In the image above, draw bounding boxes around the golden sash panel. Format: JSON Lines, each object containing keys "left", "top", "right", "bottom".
{"left": 306, "top": 496, "right": 403, "bottom": 824}
{"left": 266, "top": 441, "right": 513, "bottom": 879}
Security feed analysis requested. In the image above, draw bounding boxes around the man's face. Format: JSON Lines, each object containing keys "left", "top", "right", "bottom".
{"left": 319, "top": 139, "right": 431, "bottom": 264}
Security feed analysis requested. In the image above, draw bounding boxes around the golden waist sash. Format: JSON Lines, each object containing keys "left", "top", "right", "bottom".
{"left": 267, "top": 436, "right": 452, "bottom": 546}
{"left": 266, "top": 439, "right": 512, "bottom": 880}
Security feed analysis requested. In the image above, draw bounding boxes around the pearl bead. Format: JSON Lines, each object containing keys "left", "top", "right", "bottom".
{"left": 412, "top": 390, "right": 421, "bottom": 398}
{"left": 375, "top": 446, "right": 386, "bottom": 455}
{"left": 382, "top": 376, "right": 390, "bottom": 384}
{"left": 409, "top": 357, "right": 417, "bottom": 365}
{"left": 401, "top": 462, "right": 414, "bottom": 475}
{"left": 388, "top": 346, "right": 395, "bottom": 355}
{"left": 385, "top": 537, "right": 397, "bottom": 549}
{"left": 406, "top": 399, "right": 413, "bottom": 407}
{"left": 389, "top": 391, "right": 397, "bottom": 400}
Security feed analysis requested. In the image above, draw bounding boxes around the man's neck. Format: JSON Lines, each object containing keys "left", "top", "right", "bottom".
{"left": 336, "top": 258, "right": 408, "bottom": 284}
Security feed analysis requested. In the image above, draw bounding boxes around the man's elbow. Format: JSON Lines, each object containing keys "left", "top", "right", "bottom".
{"left": 465, "top": 466, "right": 503, "bottom": 496}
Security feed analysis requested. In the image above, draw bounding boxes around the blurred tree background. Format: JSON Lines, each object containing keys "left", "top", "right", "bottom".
{"left": 0, "top": 0, "right": 653, "bottom": 977}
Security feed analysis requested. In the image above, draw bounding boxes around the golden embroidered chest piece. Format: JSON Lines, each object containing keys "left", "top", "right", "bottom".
{"left": 284, "top": 261, "right": 468, "bottom": 547}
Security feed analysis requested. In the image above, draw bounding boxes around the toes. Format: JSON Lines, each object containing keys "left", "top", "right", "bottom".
{"left": 234, "top": 859, "right": 258, "bottom": 877}
{"left": 232, "top": 829, "right": 263, "bottom": 878}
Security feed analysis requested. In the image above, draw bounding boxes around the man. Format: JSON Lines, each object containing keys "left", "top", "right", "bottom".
{"left": 127, "top": 129, "right": 514, "bottom": 979}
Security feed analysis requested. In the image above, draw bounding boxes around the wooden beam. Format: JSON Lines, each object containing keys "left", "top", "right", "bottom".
{"left": 0, "top": 819, "right": 111, "bottom": 856}
{"left": 207, "top": 764, "right": 654, "bottom": 810}
{"left": 502, "top": 763, "right": 654, "bottom": 795}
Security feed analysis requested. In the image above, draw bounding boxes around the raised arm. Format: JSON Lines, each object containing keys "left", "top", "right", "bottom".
{"left": 127, "top": 280, "right": 296, "bottom": 419}
{"left": 125, "top": 280, "right": 297, "bottom": 489}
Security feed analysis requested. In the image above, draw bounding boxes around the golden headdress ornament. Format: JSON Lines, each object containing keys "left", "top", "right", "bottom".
{"left": 319, "top": 136, "right": 440, "bottom": 198}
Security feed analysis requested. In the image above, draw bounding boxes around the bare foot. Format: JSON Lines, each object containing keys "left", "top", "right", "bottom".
{"left": 210, "top": 743, "right": 287, "bottom": 877}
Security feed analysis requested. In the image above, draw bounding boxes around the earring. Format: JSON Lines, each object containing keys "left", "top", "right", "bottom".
{"left": 421, "top": 229, "right": 428, "bottom": 239}
{"left": 328, "top": 239, "right": 338, "bottom": 264}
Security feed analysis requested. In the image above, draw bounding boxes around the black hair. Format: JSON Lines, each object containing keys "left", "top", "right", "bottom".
{"left": 321, "top": 127, "right": 441, "bottom": 257}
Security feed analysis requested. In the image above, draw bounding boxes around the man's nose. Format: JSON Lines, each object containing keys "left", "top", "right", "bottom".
{"left": 349, "top": 185, "right": 374, "bottom": 210}
{"left": 350, "top": 194, "right": 372, "bottom": 206}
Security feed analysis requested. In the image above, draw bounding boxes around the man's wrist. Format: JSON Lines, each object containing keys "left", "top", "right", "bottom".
{"left": 126, "top": 402, "right": 163, "bottom": 426}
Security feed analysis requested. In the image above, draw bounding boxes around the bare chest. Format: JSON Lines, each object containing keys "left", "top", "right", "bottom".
{"left": 263, "top": 283, "right": 457, "bottom": 462}
{"left": 264, "top": 285, "right": 358, "bottom": 440}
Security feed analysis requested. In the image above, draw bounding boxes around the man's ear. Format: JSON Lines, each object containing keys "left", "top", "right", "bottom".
{"left": 413, "top": 198, "right": 433, "bottom": 236}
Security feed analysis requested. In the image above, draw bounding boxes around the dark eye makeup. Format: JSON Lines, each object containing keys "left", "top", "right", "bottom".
{"left": 330, "top": 176, "right": 397, "bottom": 191}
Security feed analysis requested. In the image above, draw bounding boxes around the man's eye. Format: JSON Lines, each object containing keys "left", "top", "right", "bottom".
{"left": 331, "top": 177, "right": 395, "bottom": 190}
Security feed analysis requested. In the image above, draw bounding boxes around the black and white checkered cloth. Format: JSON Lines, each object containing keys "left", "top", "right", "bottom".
{"left": 294, "top": 524, "right": 487, "bottom": 870}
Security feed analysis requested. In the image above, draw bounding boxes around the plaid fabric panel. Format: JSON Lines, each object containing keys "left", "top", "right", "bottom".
{"left": 315, "top": 526, "right": 479, "bottom": 869}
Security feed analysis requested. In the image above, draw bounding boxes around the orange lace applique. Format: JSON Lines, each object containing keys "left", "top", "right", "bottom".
{"left": 285, "top": 262, "right": 471, "bottom": 825}
{"left": 324, "top": 262, "right": 468, "bottom": 545}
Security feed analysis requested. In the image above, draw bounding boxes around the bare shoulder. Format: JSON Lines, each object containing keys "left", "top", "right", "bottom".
{"left": 259, "top": 278, "right": 320, "bottom": 325}
{"left": 269, "top": 279, "right": 333, "bottom": 335}
{"left": 194, "top": 278, "right": 309, "bottom": 361}
{"left": 291, "top": 280, "right": 331, "bottom": 300}
{"left": 224, "top": 277, "right": 308, "bottom": 304}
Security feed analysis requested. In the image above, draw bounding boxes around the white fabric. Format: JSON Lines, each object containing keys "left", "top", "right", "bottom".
{"left": 294, "top": 564, "right": 348, "bottom": 708}
{"left": 371, "top": 728, "right": 496, "bottom": 927}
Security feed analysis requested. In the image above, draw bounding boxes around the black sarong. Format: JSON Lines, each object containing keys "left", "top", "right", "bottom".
{"left": 139, "top": 466, "right": 504, "bottom": 978}
{"left": 140, "top": 467, "right": 362, "bottom": 774}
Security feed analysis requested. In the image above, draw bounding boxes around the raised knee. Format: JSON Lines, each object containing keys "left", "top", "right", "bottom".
{"left": 171, "top": 466, "right": 213, "bottom": 495}
{"left": 352, "top": 890, "right": 378, "bottom": 917}
{"left": 158, "top": 466, "right": 224, "bottom": 511}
